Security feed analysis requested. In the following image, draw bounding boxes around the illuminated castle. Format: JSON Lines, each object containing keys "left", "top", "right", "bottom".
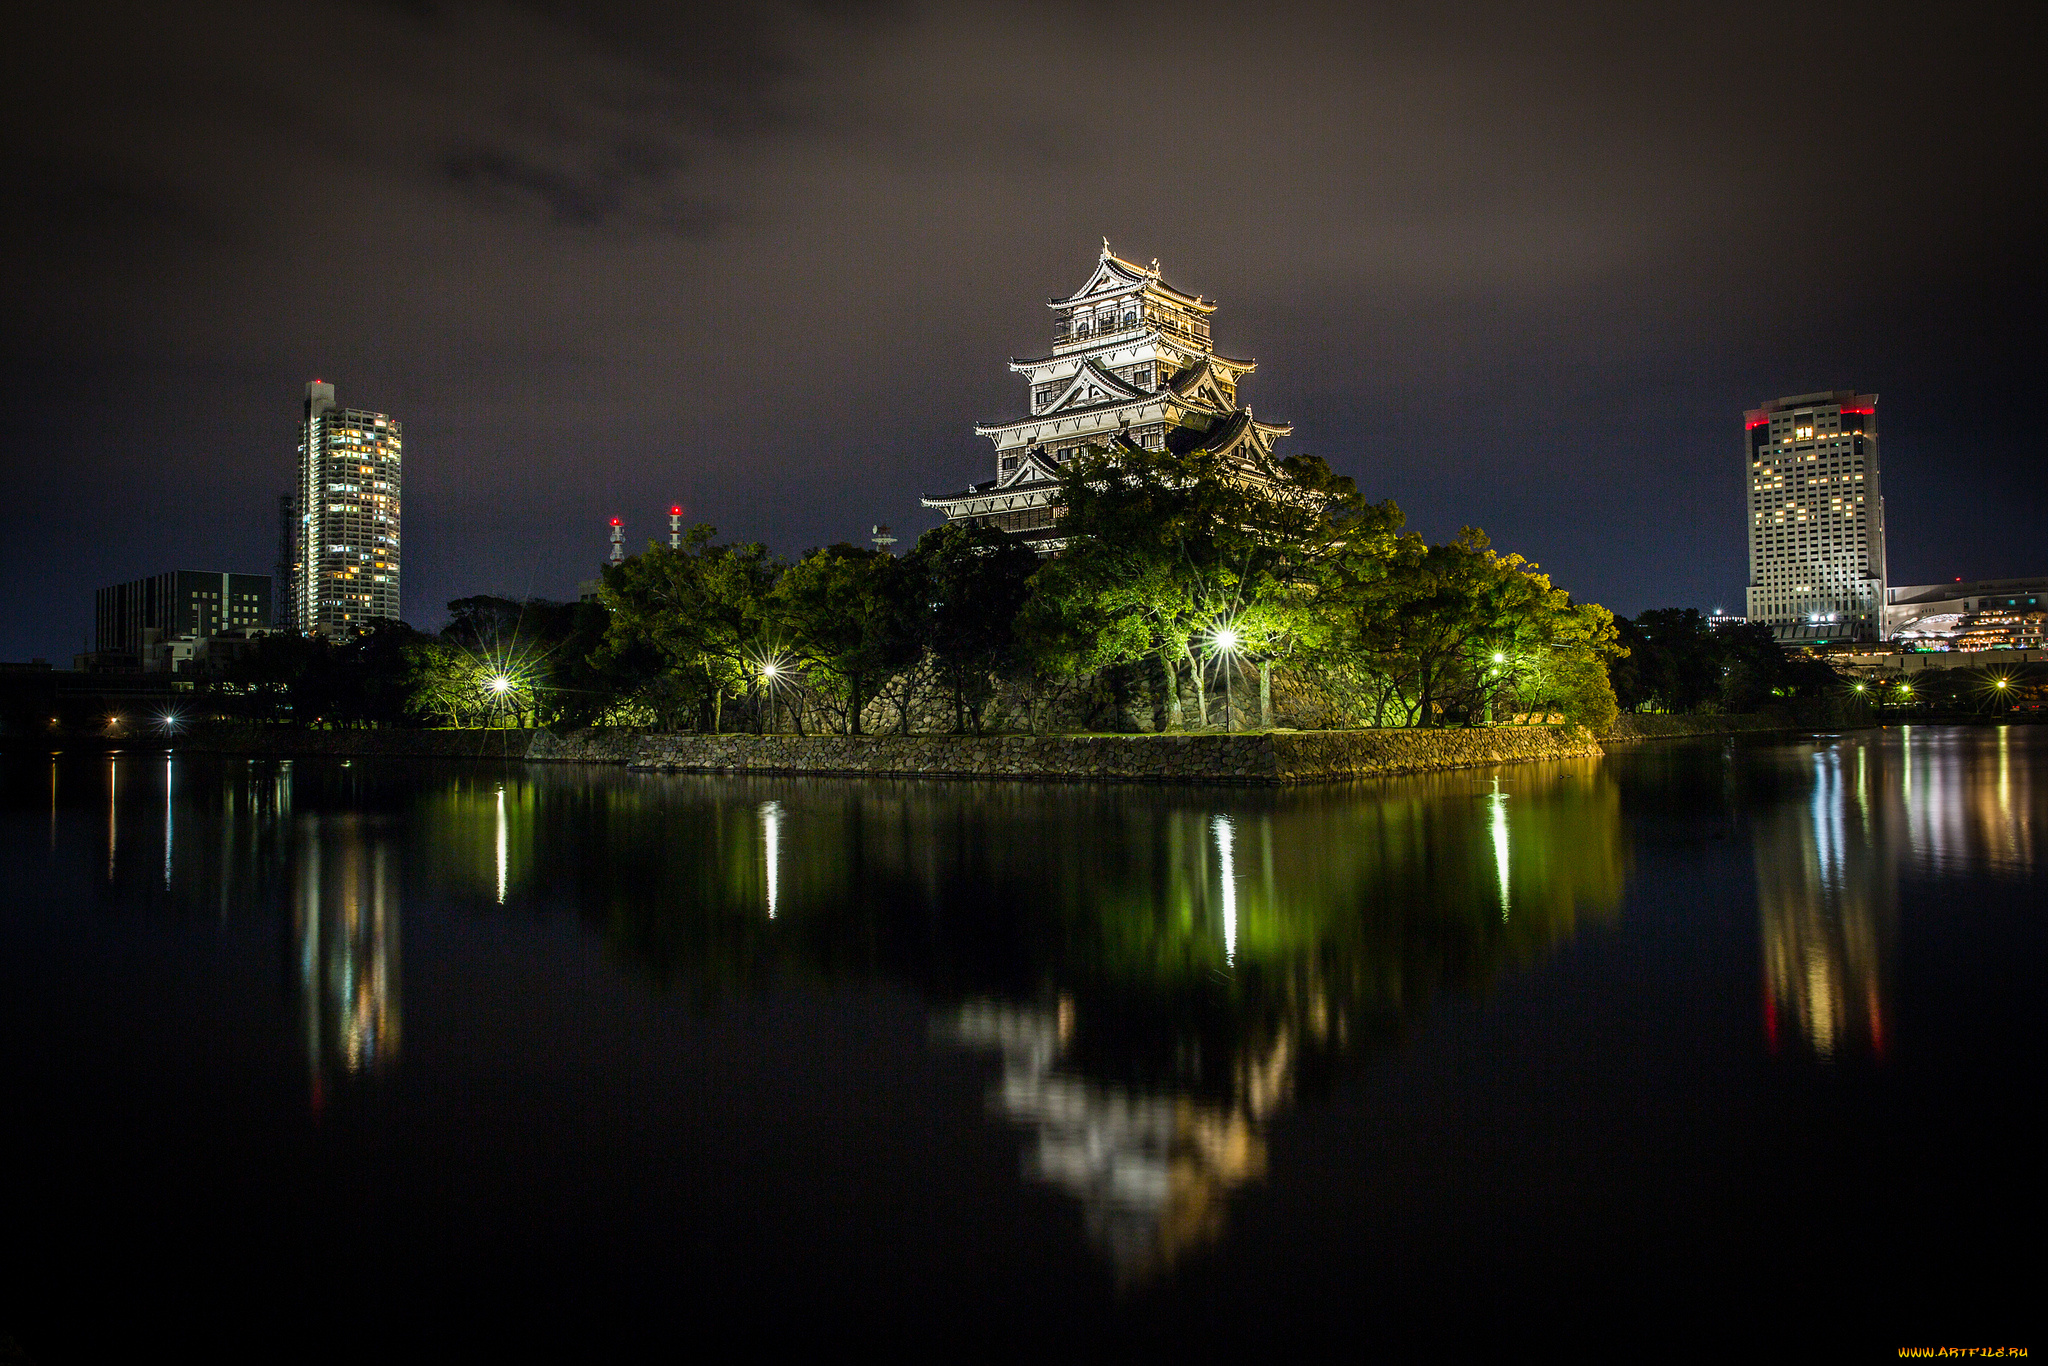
{"left": 920, "top": 242, "right": 1291, "bottom": 550}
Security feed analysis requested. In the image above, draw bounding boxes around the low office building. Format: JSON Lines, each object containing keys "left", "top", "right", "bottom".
{"left": 95, "top": 571, "right": 274, "bottom": 670}
{"left": 1884, "top": 577, "right": 2047, "bottom": 645}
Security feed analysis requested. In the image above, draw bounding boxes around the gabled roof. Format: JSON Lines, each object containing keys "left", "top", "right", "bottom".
{"left": 998, "top": 447, "right": 1064, "bottom": 489}
{"left": 1165, "top": 357, "right": 1239, "bottom": 410}
{"left": 1050, "top": 242, "right": 1213, "bottom": 312}
{"left": 1042, "top": 357, "right": 1146, "bottom": 413}
{"left": 1164, "top": 410, "right": 1292, "bottom": 461}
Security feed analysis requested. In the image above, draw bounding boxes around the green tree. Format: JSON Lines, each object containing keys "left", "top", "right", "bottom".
{"left": 770, "top": 544, "right": 922, "bottom": 734}
{"left": 905, "top": 521, "right": 1039, "bottom": 733}
{"left": 1039, "top": 442, "right": 1401, "bottom": 730}
{"left": 598, "top": 528, "right": 781, "bottom": 732}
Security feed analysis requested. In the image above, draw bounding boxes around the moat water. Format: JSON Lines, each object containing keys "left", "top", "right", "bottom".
{"left": 1, "top": 728, "right": 2038, "bottom": 1357}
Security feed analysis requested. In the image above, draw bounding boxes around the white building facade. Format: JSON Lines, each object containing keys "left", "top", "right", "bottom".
{"left": 291, "top": 381, "right": 403, "bottom": 633}
{"left": 922, "top": 244, "right": 1291, "bottom": 549}
{"left": 1743, "top": 390, "right": 1885, "bottom": 643}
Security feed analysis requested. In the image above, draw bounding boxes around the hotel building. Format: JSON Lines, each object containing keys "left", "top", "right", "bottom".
{"left": 1743, "top": 390, "right": 1885, "bottom": 643}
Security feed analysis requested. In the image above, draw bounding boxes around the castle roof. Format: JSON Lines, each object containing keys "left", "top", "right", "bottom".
{"left": 1048, "top": 243, "right": 1214, "bottom": 313}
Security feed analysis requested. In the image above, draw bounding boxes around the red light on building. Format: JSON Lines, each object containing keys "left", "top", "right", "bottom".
{"left": 670, "top": 505, "right": 681, "bottom": 515}
{"left": 1841, "top": 406, "right": 1875, "bottom": 415}
{"left": 610, "top": 517, "right": 622, "bottom": 527}
{"left": 1745, "top": 418, "right": 1769, "bottom": 430}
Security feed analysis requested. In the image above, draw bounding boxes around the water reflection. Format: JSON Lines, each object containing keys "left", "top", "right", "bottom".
{"left": 433, "top": 758, "right": 1608, "bottom": 1280}
{"left": 941, "top": 997, "right": 1268, "bottom": 1284}
{"left": 27, "top": 749, "right": 1638, "bottom": 1279}
{"left": 762, "top": 799, "right": 783, "bottom": 919}
{"left": 1754, "top": 727, "right": 2044, "bottom": 1061}
{"left": 294, "top": 815, "right": 401, "bottom": 1105}
{"left": 1756, "top": 743, "right": 1895, "bottom": 1062}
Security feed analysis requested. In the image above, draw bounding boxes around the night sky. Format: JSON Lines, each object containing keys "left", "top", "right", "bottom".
{"left": 3, "top": 0, "right": 2043, "bottom": 662}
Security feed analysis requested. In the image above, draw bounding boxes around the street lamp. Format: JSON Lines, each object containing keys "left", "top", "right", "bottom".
{"left": 1209, "top": 625, "right": 1242, "bottom": 731}
{"left": 487, "top": 675, "right": 512, "bottom": 695}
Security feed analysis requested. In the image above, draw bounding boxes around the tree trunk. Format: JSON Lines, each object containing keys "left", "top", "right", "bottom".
{"left": 712, "top": 687, "right": 723, "bottom": 735}
{"left": 1259, "top": 660, "right": 1272, "bottom": 729}
{"left": 1159, "top": 650, "right": 1183, "bottom": 730}
{"left": 1184, "top": 642, "right": 1207, "bottom": 728}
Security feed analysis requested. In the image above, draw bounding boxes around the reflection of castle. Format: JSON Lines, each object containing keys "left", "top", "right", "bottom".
{"left": 940, "top": 997, "right": 1277, "bottom": 1284}
{"left": 293, "top": 815, "right": 400, "bottom": 1105}
{"left": 1757, "top": 744, "right": 1895, "bottom": 1061}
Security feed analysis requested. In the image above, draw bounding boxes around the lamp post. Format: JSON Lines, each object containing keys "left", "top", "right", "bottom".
{"left": 1211, "top": 626, "right": 1241, "bottom": 732}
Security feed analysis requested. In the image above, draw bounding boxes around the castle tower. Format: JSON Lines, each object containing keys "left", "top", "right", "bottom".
{"left": 921, "top": 243, "right": 1291, "bottom": 550}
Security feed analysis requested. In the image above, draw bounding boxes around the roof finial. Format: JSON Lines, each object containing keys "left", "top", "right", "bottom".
{"left": 1101, "top": 236, "right": 1112, "bottom": 258}
{"left": 1149, "top": 257, "right": 1160, "bottom": 276}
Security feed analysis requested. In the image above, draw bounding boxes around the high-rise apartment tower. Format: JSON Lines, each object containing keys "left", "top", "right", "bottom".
{"left": 1743, "top": 390, "right": 1885, "bottom": 643}
{"left": 288, "top": 381, "right": 402, "bottom": 633}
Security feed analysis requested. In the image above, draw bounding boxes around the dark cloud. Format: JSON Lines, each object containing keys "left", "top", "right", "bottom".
{"left": 1, "top": 0, "right": 2043, "bottom": 660}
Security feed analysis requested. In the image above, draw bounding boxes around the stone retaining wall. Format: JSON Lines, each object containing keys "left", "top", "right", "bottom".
{"left": 168, "top": 722, "right": 1603, "bottom": 785}
{"left": 176, "top": 724, "right": 539, "bottom": 759}
{"left": 1603, "top": 713, "right": 1798, "bottom": 743}
{"left": 609, "top": 725, "right": 1601, "bottom": 785}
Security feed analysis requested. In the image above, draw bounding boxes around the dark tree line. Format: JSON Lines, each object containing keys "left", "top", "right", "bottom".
{"left": 1608, "top": 609, "right": 1839, "bottom": 714}
{"left": 180, "top": 442, "right": 1652, "bottom": 734}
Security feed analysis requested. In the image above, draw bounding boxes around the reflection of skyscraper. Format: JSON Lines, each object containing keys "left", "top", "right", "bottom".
{"left": 1757, "top": 744, "right": 1896, "bottom": 1061}
{"left": 293, "top": 815, "right": 401, "bottom": 1105}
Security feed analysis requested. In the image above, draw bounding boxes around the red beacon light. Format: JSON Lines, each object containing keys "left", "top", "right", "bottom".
{"left": 610, "top": 517, "right": 622, "bottom": 527}
{"left": 670, "top": 505, "right": 682, "bottom": 515}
